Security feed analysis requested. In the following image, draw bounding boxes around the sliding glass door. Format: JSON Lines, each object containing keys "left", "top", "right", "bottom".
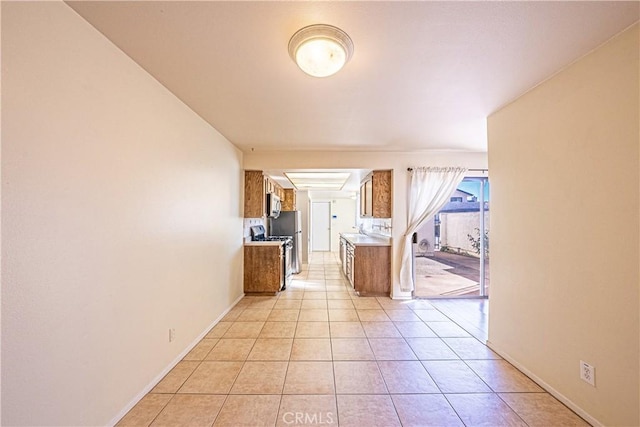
{"left": 413, "top": 177, "right": 490, "bottom": 298}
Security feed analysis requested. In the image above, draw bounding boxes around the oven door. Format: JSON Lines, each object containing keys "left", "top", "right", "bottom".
{"left": 282, "top": 242, "right": 292, "bottom": 289}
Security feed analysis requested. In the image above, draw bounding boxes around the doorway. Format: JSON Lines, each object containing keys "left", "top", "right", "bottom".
{"left": 413, "top": 177, "right": 490, "bottom": 298}
{"left": 311, "top": 201, "right": 331, "bottom": 251}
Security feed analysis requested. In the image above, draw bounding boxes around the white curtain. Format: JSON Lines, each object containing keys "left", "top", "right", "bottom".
{"left": 399, "top": 167, "right": 467, "bottom": 292}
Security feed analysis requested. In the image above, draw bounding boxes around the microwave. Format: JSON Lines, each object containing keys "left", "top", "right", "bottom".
{"left": 267, "top": 193, "right": 281, "bottom": 218}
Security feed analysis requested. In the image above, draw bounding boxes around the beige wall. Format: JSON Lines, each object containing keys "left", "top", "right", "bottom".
{"left": 488, "top": 24, "right": 639, "bottom": 426}
{"left": 2, "top": 3, "right": 243, "bottom": 425}
{"left": 244, "top": 151, "right": 488, "bottom": 297}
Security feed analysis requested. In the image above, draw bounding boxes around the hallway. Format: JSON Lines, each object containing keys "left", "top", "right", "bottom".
{"left": 117, "top": 252, "right": 588, "bottom": 426}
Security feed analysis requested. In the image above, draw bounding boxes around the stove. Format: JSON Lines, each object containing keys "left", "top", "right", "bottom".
{"left": 250, "top": 226, "right": 291, "bottom": 242}
{"left": 262, "top": 235, "right": 293, "bottom": 244}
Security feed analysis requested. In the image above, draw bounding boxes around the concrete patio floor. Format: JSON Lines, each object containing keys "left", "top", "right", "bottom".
{"left": 414, "top": 251, "right": 490, "bottom": 297}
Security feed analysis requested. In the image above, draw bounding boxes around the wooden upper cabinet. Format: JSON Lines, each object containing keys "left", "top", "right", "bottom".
{"left": 244, "top": 170, "right": 266, "bottom": 218}
{"left": 264, "top": 176, "right": 284, "bottom": 199}
{"left": 372, "top": 170, "right": 392, "bottom": 218}
{"left": 244, "top": 170, "right": 286, "bottom": 218}
{"left": 264, "top": 177, "right": 275, "bottom": 195}
{"left": 282, "top": 189, "right": 296, "bottom": 211}
{"left": 360, "top": 170, "right": 392, "bottom": 218}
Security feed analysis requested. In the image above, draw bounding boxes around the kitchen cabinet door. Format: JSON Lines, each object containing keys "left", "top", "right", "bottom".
{"left": 244, "top": 171, "right": 287, "bottom": 218}
{"left": 353, "top": 245, "right": 390, "bottom": 296}
{"left": 372, "top": 170, "right": 392, "bottom": 218}
{"left": 244, "top": 170, "right": 265, "bottom": 218}
{"left": 282, "top": 189, "right": 296, "bottom": 211}
{"left": 244, "top": 245, "right": 283, "bottom": 294}
{"left": 359, "top": 170, "right": 392, "bottom": 218}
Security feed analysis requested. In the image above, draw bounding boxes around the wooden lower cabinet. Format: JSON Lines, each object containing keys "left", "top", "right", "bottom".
{"left": 244, "top": 244, "right": 283, "bottom": 295}
{"left": 352, "top": 245, "right": 391, "bottom": 296}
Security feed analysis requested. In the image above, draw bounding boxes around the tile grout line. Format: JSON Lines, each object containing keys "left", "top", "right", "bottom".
{"left": 121, "top": 254, "right": 577, "bottom": 426}
{"left": 329, "top": 262, "right": 341, "bottom": 426}
{"left": 494, "top": 393, "right": 533, "bottom": 427}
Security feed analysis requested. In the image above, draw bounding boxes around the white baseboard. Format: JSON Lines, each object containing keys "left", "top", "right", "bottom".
{"left": 486, "top": 340, "right": 602, "bottom": 427}
{"left": 391, "top": 289, "right": 413, "bottom": 300}
{"left": 108, "top": 294, "right": 245, "bottom": 426}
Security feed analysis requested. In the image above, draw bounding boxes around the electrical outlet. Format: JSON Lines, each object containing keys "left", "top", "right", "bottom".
{"left": 169, "top": 328, "right": 176, "bottom": 343}
{"left": 580, "top": 360, "right": 595, "bottom": 386}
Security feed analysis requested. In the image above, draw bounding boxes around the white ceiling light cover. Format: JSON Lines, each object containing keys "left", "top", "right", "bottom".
{"left": 285, "top": 172, "right": 351, "bottom": 190}
{"left": 288, "top": 24, "right": 354, "bottom": 77}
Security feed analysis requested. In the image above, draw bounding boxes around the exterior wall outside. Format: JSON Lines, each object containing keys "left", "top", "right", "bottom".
{"left": 450, "top": 189, "right": 476, "bottom": 201}
{"left": 414, "top": 218, "right": 436, "bottom": 256}
{"left": 488, "top": 23, "right": 639, "bottom": 426}
{"left": 440, "top": 211, "right": 490, "bottom": 256}
{"left": 2, "top": 3, "right": 243, "bottom": 425}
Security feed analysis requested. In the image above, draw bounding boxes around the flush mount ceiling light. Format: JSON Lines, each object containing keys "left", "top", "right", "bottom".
{"left": 288, "top": 24, "right": 354, "bottom": 78}
{"left": 285, "top": 172, "right": 351, "bottom": 190}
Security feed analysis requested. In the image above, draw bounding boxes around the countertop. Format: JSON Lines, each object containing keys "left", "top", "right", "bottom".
{"left": 340, "top": 233, "right": 391, "bottom": 247}
{"left": 244, "top": 240, "right": 283, "bottom": 246}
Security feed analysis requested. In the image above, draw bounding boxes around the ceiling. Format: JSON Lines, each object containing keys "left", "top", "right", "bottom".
{"left": 67, "top": 1, "right": 639, "bottom": 154}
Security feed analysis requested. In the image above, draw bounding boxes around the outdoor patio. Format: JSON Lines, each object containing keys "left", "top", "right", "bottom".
{"left": 414, "top": 251, "right": 490, "bottom": 297}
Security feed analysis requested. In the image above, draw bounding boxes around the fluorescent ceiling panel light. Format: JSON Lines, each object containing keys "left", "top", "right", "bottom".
{"left": 285, "top": 172, "right": 350, "bottom": 190}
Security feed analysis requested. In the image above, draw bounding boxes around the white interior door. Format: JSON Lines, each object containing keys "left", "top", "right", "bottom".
{"left": 311, "top": 202, "right": 331, "bottom": 251}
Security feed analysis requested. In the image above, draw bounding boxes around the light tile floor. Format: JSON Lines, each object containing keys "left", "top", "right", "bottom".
{"left": 117, "top": 252, "right": 589, "bottom": 427}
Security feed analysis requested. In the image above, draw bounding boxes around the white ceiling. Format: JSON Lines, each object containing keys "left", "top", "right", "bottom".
{"left": 67, "top": 1, "right": 638, "bottom": 154}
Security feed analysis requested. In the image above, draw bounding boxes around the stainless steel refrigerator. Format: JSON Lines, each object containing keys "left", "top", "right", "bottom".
{"left": 269, "top": 211, "right": 302, "bottom": 274}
